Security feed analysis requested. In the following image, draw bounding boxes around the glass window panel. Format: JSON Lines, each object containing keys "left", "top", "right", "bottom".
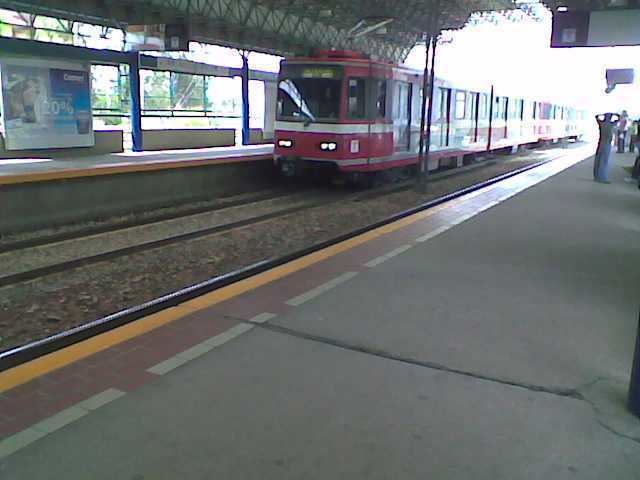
{"left": 141, "top": 70, "right": 171, "bottom": 110}
{"left": 249, "top": 79, "right": 265, "bottom": 128}
{"left": 455, "top": 91, "right": 466, "bottom": 120}
{"left": 171, "top": 72, "right": 204, "bottom": 111}
{"left": 206, "top": 76, "right": 241, "bottom": 116}
{"left": 91, "top": 65, "right": 121, "bottom": 111}
{"left": 348, "top": 78, "right": 366, "bottom": 119}
{"left": 376, "top": 80, "right": 387, "bottom": 118}
{"left": 277, "top": 78, "right": 342, "bottom": 121}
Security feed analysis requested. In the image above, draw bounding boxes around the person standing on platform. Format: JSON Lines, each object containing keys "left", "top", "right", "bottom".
{"left": 630, "top": 119, "right": 640, "bottom": 182}
{"left": 595, "top": 113, "right": 617, "bottom": 183}
{"left": 617, "top": 110, "right": 629, "bottom": 153}
{"left": 630, "top": 119, "right": 638, "bottom": 153}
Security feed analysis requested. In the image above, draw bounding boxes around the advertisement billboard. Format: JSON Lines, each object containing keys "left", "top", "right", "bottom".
{"left": 552, "top": 9, "right": 640, "bottom": 48}
{"left": 0, "top": 59, "right": 94, "bottom": 150}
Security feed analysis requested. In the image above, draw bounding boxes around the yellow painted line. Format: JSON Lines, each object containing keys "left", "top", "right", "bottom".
{"left": 0, "top": 154, "right": 272, "bottom": 186}
{"left": 0, "top": 189, "right": 467, "bottom": 392}
{"left": 0, "top": 306, "right": 191, "bottom": 392}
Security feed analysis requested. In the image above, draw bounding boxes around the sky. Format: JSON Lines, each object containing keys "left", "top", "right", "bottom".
{"left": 403, "top": 7, "right": 640, "bottom": 117}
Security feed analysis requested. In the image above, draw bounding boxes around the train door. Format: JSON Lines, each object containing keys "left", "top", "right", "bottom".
{"left": 478, "top": 92, "right": 489, "bottom": 147}
{"left": 518, "top": 99, "right": 525, "bottom": 138}
{"left": 452, "top": 90, "right": 466, "bottom": 147}
{"left": 504, "top": 97, "right": 509, "bottom": 139}
{"left": 393, "top": 81, "right": 411, "bottom": 151}
{"left": 346, "top": 76, "right": 368, "bottom": 158}
{"left": 491, "top": 95, "right": 506, "bottom": 145}
{"left": 369, "top": 78, "right": 392, "bottom": 158}
{"left": 473, "top": 92, "right": 480, "bottom": 143}
{"left": 438, "top": 87, "right": 451, "bottom": 147}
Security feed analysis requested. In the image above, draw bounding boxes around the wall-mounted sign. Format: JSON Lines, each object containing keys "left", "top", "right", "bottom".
{"left": 125, "top": 23, "right": 190, "bottom": 52}
{"left": 552, "top": 9, "right": 640, "bottom": 48}
{"left": 0, "top": 58, "right": 94, "bottom": 151}
{"left": 605, "top": 68, "right": 635, "bottom": 93}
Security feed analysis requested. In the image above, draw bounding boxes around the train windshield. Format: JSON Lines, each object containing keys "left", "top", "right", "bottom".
{"left": 277, "top": 65, "right": 343, "bottom": 122}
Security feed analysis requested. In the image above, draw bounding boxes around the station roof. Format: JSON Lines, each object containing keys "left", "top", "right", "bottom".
{"left": 1, "top": 0, "right": 520, "bottom": 62}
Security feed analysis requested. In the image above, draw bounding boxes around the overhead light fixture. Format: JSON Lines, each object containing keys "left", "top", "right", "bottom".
{"left": 557, "top": 6, "right": 568, "bottom": 12}
{"left": 610, "top": 0, "right": 629, "bottom": 7}
{"left": 349, "top": 18, "right": 394, "bottom": 38}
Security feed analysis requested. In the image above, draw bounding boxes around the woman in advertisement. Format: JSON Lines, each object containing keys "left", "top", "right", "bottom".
{"left": 5, "top": 74, "right": 44, "bottom": 126}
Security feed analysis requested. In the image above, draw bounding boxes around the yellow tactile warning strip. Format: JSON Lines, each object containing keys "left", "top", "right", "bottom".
{"left": 0, "top": 147, "right": 592, "bottom": 393}
{"left": 0, "top": 153, "right": 272, "bottom": 186}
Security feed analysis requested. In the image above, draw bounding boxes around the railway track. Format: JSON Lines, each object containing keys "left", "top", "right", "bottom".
{"left": 1, "top": 181, "right": 426, "bottom": 289}
{"left": 0, "top": 187, "right": 300, "bottom": 255}
{"left": 0, "top": 190, "right": 338, "bottom": 287}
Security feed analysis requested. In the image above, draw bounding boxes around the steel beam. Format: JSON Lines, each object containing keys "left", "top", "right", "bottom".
{"left": 240, "top": 51, "right": 250, "bottom": 145}
{"left": 129, "top": 52, "right": 144, "bottom": 152}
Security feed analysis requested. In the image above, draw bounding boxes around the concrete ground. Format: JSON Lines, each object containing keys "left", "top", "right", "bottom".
{"left": 2, "top": 149, "right": 640, "bottom": 479}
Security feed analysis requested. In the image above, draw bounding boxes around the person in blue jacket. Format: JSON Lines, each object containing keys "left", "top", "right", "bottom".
{"left": 594, "top": 113, "right": 618, "bottom": 183}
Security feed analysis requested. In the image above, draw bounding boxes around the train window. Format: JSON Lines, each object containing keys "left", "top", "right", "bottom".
{"left": 375, "top": 80, "right": 387, "bottom": 118}
{"left": 506, "top": 98, "right": 515, "bottom": 120}
{"left": 395, "top": 82, "right": 411, "bottom": 120}
{"left": 479, "top": 93, "right": 488, "bottom": 119}
{"left": 519, "top": 99, "right": 525, "bottom": 121}
{"left": 277, "top": 78, "right": 341, "bottom": 121}
{"left": 347, "top": 78, "right": 366, "bottom": 119}
{"left": 493, "top": 96, "right": 501, "bottom": 120}
{"left": 454, "top": 91, "right": 466, "bottom": 120}
{"left": 439, "top": 88, "right": 448, "bottom": 120}
{"left": 470, "top": 92, "right": 478, "bottom": 121}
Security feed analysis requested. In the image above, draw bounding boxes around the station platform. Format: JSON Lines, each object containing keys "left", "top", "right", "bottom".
{"left": 0, "top": 144, "right": 275, "bottom": 234}
{"left": 2, "top": 144, "right": 640, "bottom": 478}
{"left": 0, "top": 144, "right": 274, "bottom": 186}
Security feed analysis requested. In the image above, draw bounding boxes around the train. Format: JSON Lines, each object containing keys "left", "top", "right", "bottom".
{"left": 273, "top": 50, "right": 589, "bottom": 183}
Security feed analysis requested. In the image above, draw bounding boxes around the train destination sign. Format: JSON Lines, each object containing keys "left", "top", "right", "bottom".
{"left": 301, "top": 67, "right": 338, "bottom": 79}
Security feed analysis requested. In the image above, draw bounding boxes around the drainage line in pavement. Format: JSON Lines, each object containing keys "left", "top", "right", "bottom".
{"left": 251, "top": 320, "right": 583, "bottom": 400}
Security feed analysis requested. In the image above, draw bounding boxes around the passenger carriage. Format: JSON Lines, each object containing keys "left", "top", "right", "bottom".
{"left": 274, "top": 50, "right": 588, "bottom": 181}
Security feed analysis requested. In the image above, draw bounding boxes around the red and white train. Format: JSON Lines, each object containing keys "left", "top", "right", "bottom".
{"left": 274, "top": 50, "right": 588, "bottom": 181}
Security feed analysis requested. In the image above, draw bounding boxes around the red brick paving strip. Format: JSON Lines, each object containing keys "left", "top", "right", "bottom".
{"left": 0, "top": 314, "right": 241, "bottom": 439}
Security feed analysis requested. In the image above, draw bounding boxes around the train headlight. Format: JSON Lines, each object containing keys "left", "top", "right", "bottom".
{"left": 278, "top": 139, "right": 293, "bottom": 148}
{"left": 320, "top": 142, "right": 337, "bottom": 151}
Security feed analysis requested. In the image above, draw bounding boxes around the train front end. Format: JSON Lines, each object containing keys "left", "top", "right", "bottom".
{"left": 274, "top": 52, "right": 371, "bottom": 178}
